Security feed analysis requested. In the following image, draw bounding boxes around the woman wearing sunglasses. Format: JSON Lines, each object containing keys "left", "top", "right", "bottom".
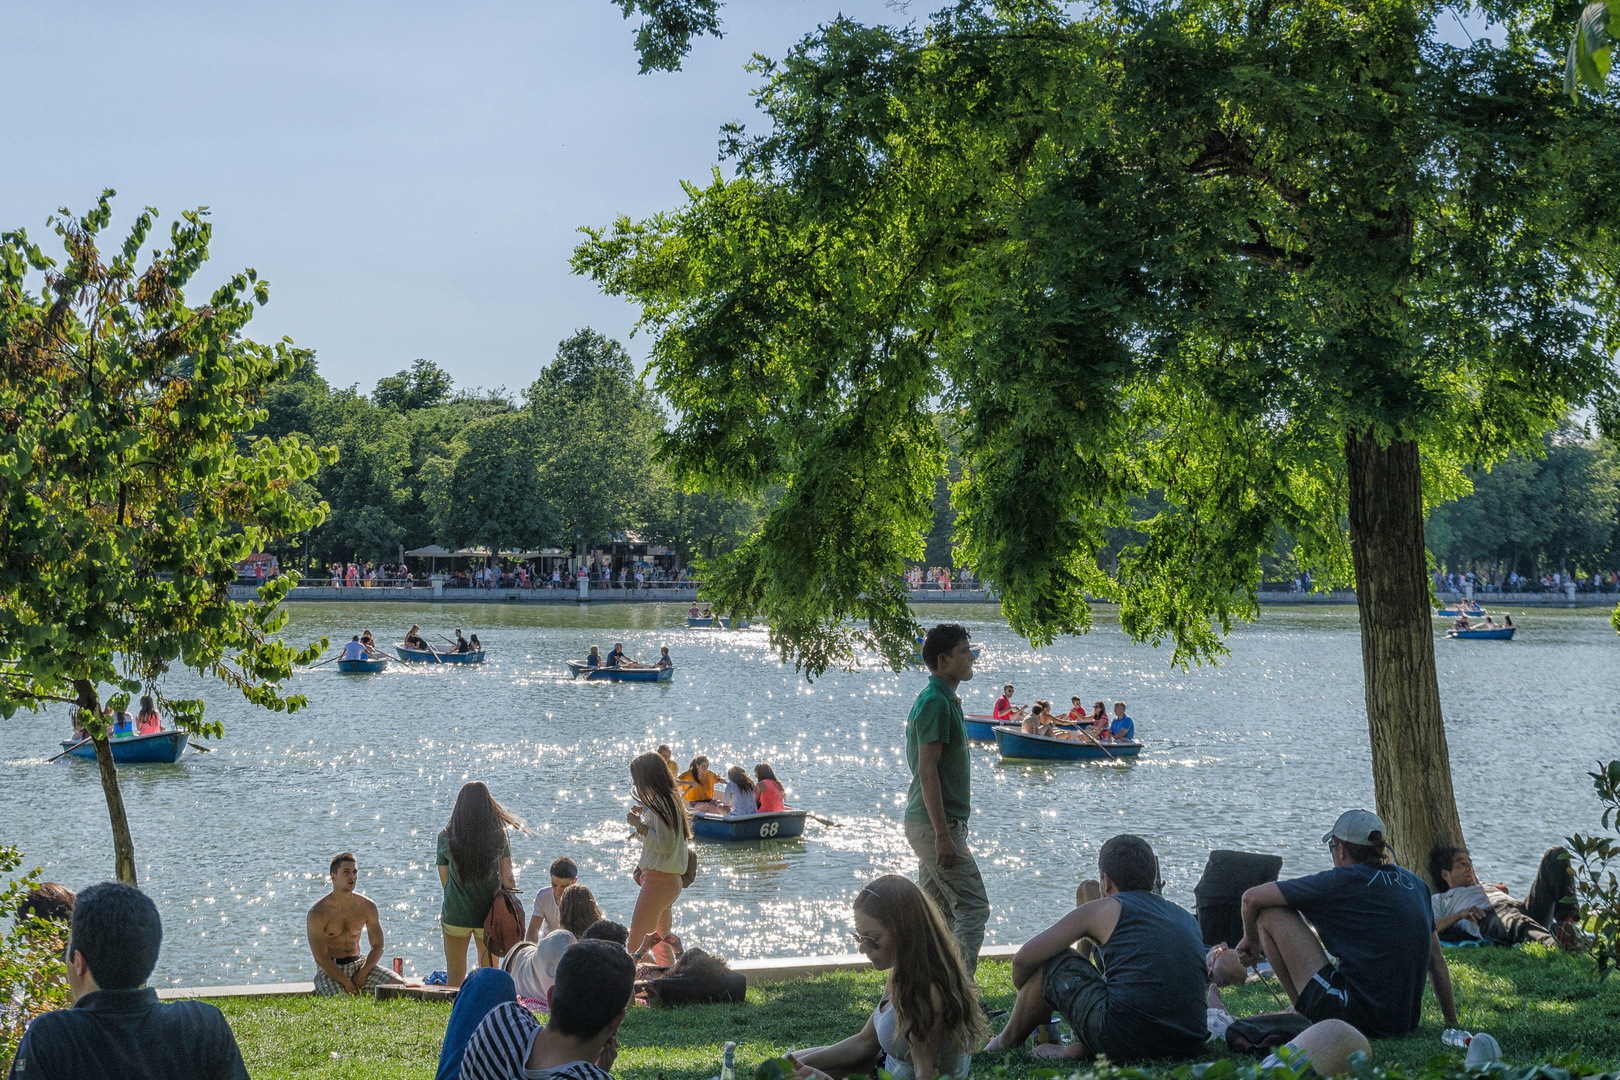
{"left": 788, "top": 875, "right": 985, "bottom": 1080}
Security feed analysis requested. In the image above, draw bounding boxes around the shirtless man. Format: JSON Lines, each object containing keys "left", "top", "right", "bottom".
{"left": 307, "top": 853, "right": 405, "bottom": 996}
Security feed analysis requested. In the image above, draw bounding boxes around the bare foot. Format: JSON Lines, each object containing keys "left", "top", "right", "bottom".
{"left": 1032, "top": 1042, "right": 1087, "bottom": 1061}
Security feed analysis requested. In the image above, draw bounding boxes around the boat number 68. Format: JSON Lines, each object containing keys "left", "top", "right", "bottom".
{"left": 758, "top": 821, "right": 780, "bottom": 838}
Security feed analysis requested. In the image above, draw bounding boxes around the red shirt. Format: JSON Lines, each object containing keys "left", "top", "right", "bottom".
{"left": 757, "top": 779, "right": 785, "bottom": 812}
{"left": 993, "top": 696, "right": 1012, "bottom": 720}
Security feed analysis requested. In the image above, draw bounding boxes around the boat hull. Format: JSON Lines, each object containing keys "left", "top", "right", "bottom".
{"left": 993, "top": 726, "right": 1142, "bottom": 762}
{"left": 691, "top": 810, "right": 808, "bottom": 842}
{"left": 62, "top": 730, "right": 189, "bottom": 764}
{"left": 963, "top": 715, "right": 1000, "bottom": 741}
{"left": 1436, "top": 607, "right": 1484, "bottom": 617}
{"left": 1447, "top": 627, "right": 1515, "bottom": 640}
{"left": 337, "top": 658, "right": 389, "bottom": 673}
{"left": 394, "top": 645, "right": 485, "bottom": 664}
{"left": 564, "top": 661, "right": 674, "bottom": 682}
{"left": 686, "top": 617, "right": 750, "bottom": 629}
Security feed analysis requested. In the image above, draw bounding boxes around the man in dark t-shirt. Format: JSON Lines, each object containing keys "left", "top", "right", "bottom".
{"left": 985, "top": 834, "right": 1207, "bottom": 1062}
{"left": 8, "top": 882, "right": 248, "bottom": 1080}
{"left": 1236, "top": 809, "right": 1458, "bottom": 1039}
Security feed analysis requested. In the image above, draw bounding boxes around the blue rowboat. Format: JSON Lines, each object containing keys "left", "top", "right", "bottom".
{"left": 691, "top": 810, "right": 808, "bottom": 842}
{"left": 337, "top": 657, "right": 389, "bottom": 673}
{"left": 687, "top": 617, "right": 715, "bottom": 628}
{"left": 993, "top": 725, "right": 1143, "bottom": 762}
{"left": 964, "top": 714, "right": 1001, "bottom": 742}
{"left": 60, "top": 730, "right": 189, "bottom": 764}
{"left": 565, "top": 661, "right": 674, "bottom": 682}
{"left": 686, "top": 617, "right": 751, "bottom": 629}
{"left": 394, "top": 644, "right": 485, "bottom": 664}
{"left": 1436, "top": 605, "right": 1484, "bottom": 617}
{"left": 1447, "top": 627, "right": 1515, "bottom": 640}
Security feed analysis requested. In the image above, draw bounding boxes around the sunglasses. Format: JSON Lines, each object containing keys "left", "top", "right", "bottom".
{"left": 849, "top": 929, "right": 881, "bottom": 950}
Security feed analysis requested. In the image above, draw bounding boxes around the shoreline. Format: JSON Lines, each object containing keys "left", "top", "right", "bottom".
{"left": 156, "top": 944, "right": 1023, "bottom": 1000}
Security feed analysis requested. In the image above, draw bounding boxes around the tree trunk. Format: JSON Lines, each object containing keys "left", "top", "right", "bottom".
{"left": 1346, "top": 430, "right": 1464, "bottom": 888}
{"left": 75, "top": 679, "right": 137, "bottom": 884}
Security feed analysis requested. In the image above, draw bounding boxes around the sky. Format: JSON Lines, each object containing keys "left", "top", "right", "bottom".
{"left": 2, "top": 2, "right": 1489, "bottom": 399}
{"left": 0, "top": 0, "right": 900, "bottom": 397}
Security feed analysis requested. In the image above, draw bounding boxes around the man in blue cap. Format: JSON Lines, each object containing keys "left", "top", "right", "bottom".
{"left": 1234, "top": 809, "right": 1458, "bottom": 1039}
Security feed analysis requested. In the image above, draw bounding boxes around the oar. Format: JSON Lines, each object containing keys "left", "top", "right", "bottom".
{"left": 1075, "top": 725, "right": 1118, "bottom": 761}
{"left": 47, "top": 738, "right": 93, "bottom": 763}
{"left": 805, "top": 812, "right": 841, "bottom": 827}
{"left": 188, "top": 742, "right": 214, "bottom": 753}
{"left": 309, "top": 652, "right": 342, "bottom": 669}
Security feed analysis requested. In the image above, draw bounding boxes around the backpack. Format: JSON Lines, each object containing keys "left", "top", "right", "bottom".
{"left": 484, "top": 886, "right": 527, "bottom": 958}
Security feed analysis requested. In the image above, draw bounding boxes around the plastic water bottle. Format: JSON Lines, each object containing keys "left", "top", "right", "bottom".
{"left": 719, "top": 1041, "right": 736, "bottom": 1080}
{"left": 1442, "top": 1029, "right": 1473, "bottom": 1049}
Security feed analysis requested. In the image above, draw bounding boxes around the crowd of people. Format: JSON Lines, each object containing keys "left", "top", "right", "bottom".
{"left": 9, "top": 621, "right": 1593, "bottom": 1080}
{"left": 1435, "top": 568, "right": 1620, "bottom": 594}
{"left": 987, "top": 685, "right": 1136, "bottom": 743}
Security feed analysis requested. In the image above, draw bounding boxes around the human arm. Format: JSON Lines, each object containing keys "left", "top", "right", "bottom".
{"left": 526, "top": 913, "right": 544, "bottom": 943}
{"left": 916, "top": 741, "right": 957, "bottom": 869}
{"left": 793, "top": 1012, "right": 882, "bottom": 1073}
{"left": 499, "top": 855, "right": 516, "bottom": 891}
{"left": 1427, "top": 932, "right": 1459, "bottom": 1026}
{"left": 1236, "top": 882, "right": 1290, "bottom": 966}
{"left": 1434, "top": 907, "right": 1489, "bottom": 933}
{"left": 354, "top": 899, "right": 386, "bottom": 991}
{"left": 1010, "top": 897, "right": 1122, "bottom": 988}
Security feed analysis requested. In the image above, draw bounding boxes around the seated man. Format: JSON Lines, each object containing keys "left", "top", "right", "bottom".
{"left": 1236, "top": 810, "right": 1457, "bottom": 1039}
{"left": 1429, "top": 845, "right": 1581, "bottom": 949}
{"left": 435, "top": 939, "right": 635, "bottom": 1080}
{"left": 605, "top": 642, "right": 626, "bottom": 668}
{"left": 10, "top": 881, "right": 250, "bottom": 1079}
{"left": 1109, "top": 702, "right": 1135, "bottom": 742}
{"left": 992, "top": 684, "right": 1023, "bottom": 723}
{"left": 655, "top": 646, "right": 673, "bottom": 669}
{"left": 341, "top": 635, "right": 367, "bottom": 662}
{"left": 307, "top": 852, "right": 405, "bottom": 997}
{"left": 984, "top": 834, "right": 1208, "bottom": 1062}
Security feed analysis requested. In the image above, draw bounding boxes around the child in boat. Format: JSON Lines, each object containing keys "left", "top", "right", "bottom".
{"left": 754, "top": 763, "right": 786, "bottom": 811}
{"left": 678, "top": 755, "right": 722, "bottom": 813}
{"left": 1068, "top": 696, "right": 1086, "bottom": 722}
{"left": 721, "top": 767, "right": 758, "bottom": 817}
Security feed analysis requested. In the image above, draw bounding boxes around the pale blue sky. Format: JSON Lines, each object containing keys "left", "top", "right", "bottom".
{"left": 0, "top": 1, "right": 898, "bottom": 395}
{"left": 2, "top": 2, "right": 1487, "bottom": 397}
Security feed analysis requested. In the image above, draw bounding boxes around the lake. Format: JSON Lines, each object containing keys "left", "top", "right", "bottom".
{"left": 3, "top": 601, "right": 1615, "bottom": 986}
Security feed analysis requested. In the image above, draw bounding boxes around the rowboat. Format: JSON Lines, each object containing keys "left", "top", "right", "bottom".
{"left": 1436, "top": 604, "right": 1485, "bottom": 617}
{"left": 394, "top": 644, "right": 485, "bottom": 664}
{"left": 336, "top": 657, "right": 389, "bottom": 673}
{"left": 993, "top": 725, "right": 1143, "bottom": 762}
{"left": 691, "top": 809, "right": 808, "bottom": 842}
{"left": 59, "top": 730, "right": 190, "bottom": 764}
{"left": 686, "top": 616, "right": 750, "bottom": 629}
{"left": 1447, "top": 627, "right": 1515, "bottom": 640}
{"left": 564, "top": 661, "right": 674, "bottom": 682}
{"left": 964, "top": 714, "right": 1002, "bottom": 741}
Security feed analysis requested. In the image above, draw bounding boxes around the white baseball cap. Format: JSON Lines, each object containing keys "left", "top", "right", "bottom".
{"left": 1322, "top": 809, "right": 1386, "bottom": 846}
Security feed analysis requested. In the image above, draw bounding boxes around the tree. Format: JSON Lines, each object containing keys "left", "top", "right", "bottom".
{"left": 527, "top": 329, "right": 665, "bottom": 559}
{"left": 0, "top": 193, "right": 328, "bottom": 882}
{"left": 580, "top": 2, "right": 1620, "bottom": 882}
{"left": 426, "top": 413, "right": 558, "bottom": 553}
{"left": 373, "top": 357, "right": 454, "bottom": 412}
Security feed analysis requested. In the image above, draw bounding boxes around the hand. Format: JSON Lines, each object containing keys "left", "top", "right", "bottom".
{"left": 595, "top": 1033, "right": 619, "bottom": 1071}
{"left": 1466, "top": 906, "right": 1491, "bottom": 923}
{"left": 661, "top": 932, "right": 682, "bottom": 955}
{"left": 626, "top": 807, "right": 642, "bottom": 827}
{"left": 787, "top": 1053, "right": 835, "bottom": 1080}
{"left": 347, "top": 977, "right": 365, "bottom": 996}
{"left": 935, "top": 831, "right": 959, "bottom": 870}
{"left": 1235, "top": 935, "right": 1261, "bottom": 968}
{"left": 632, "top": 867, "right": 644, "bottom": 887}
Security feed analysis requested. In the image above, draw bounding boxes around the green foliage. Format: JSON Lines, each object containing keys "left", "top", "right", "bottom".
{"left": 578, "top": 2, "right": 1620, "bottom": 674}
{"left": 373, "top": 358, "right": 453, "bottom": 412}
{"left": 612, "top": 0, "right": 722, "bottom": 73}
{"left": 1566, "top": 759, "right": 1620, "bottom": 981}
{"left": 1568, "top": 2, "right": 1620, "bottom": 100}
{"left": 0, "top": 845, "right": 71, "bottom": 1072}
{"left": 427, "top": 413, "right": 558, "bottom": 553}
{"left": 1425, "top": 425, "right": 1620, "bottom": 577}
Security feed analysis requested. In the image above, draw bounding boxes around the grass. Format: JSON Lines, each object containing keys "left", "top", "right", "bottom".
{"left": 213, "top": 948, "right": 1620, "bottom": 1080}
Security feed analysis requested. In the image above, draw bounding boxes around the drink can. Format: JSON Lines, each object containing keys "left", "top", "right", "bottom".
{"left": 1035, "top": 1016, "right": 1062, "bottom": 1045}
{"left": 393, "top": 956, "right": 403, "bottom": 976}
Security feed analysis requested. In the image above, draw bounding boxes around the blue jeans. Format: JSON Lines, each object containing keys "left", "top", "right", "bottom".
{"left": 435, "top": 967, "right": 517, "bottom": 1080}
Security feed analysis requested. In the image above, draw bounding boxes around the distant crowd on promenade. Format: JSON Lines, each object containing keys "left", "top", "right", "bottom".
{"left": 1433, "top": 568, "right": 1620, "bottom": 594}
{"left": 8, "top": 623, "right": 1590, "bottom": 1080}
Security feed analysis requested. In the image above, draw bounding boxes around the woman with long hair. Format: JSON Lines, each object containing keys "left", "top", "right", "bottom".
{"left": 677, "top": 754, "right": 722, "bottom": 814}
{"left": 721, "top": 765, "right": 758, "bottom": 817}
{"left": 558, "top": 884, "right": 604, "bottom": 938}
{"left": 437, "top": 781, "right": 525, "bottom": 986}
{"left": 135, "top": 695, "right": 162, "bottom": 735}
{"left": 626, "top": 751, "right": 690, "bottom": 967}
{"left": 790, "top": 875, "right": 985, "bottom": 1080}
{"left": 754, "top": 763, "right": 786, "bottom": 812}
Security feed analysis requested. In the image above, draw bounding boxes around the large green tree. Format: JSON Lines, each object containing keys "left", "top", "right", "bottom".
{"left": 424, "top": 413, "right": 559, "bottom": 553}
{"left": 0, "top": 194, "right": 329, "bottom": 882}
{"left": 580, "top": 1, "right": 1620, "bottom": 880}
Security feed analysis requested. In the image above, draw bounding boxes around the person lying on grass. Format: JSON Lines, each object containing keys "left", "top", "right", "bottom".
{"left": 983, "top": 834, "right": 1207, "bottom": 1063}
{"left": 1429, "top": 844, "right": 1583, "bottom": 950}
{"left": 1237, "top": 809, "right": 1458, "bottom": 1039}
{"left": 787, "top": 875, "right": 986, "bottom": 1080}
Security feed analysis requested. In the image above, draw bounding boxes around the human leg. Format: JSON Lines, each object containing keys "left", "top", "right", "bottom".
{"left": 983, "top": 962, "right": 1060, "bottom": 1052}
{"left": 1524, "top": 846, "right": 1578, "bottom": 927}
{"left": 443, "top": 925, "right": 473, "bottom": 988}
{"left": 1263, "top": 1020, "right": 1371, "bottom": 1078}
{"left": 1253, "top": 907, "right": 1330, "bottom": 1007}
{"left": 986, "top": 951, "right": 1106, "bottom": 1058}
{"left": 903, "top": 818, "right": 990, "bottom": 974}
{"left": 628, "top": 869, "right": 683, "bottom": 966}
{"left": 434, "top": 966, "right": 517, "bottom": 1080}
{"left": 1482, "top": 898, "right": 1555, "bottom": 946}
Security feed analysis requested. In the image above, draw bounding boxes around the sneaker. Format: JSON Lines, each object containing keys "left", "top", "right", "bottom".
{"left": 1465, "top": 1032, "right": 1501, "bottom": 1069}
{"left": 1553, "top": 920, "right": 1586, "bottom": 952}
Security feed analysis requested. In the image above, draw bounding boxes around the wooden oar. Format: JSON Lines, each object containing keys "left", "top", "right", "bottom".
{"left": 188, "top": 742, "right": 214, "bottom": 753}
{"left": 805, "top": 812, "right": 841, "bottom": 827}
{"left": 1075, "top": 725, "right": 1118, "bottom": 760}
{"left": 47, "top": 738, "right": 93, "bottom": 763}
{"left": 309, "top": 653, "right": 342, "bottom": 669}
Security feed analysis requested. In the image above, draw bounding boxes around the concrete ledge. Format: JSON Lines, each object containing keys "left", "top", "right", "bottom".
{"left": 153, "top": 945, "right": 1023, "bottom": 1000}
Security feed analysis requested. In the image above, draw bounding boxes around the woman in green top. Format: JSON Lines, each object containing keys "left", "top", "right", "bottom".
{"left": 437, "top": 781, "right": 524, "bottom": 986}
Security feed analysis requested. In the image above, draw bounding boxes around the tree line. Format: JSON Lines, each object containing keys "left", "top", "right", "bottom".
{"left": 248, "top": 328, "right": 766, "bottom": 572}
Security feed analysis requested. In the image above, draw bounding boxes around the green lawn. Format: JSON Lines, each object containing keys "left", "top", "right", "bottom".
{"left": 214, "top": 948, "right": 1620, "bottom": 1080}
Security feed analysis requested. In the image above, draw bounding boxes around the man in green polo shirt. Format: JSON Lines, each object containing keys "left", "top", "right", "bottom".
{"left": 905, "top": 622, "right": 989, "bottom": 973}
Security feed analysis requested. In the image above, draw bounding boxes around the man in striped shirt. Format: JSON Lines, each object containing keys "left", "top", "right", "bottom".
{"left": 437, "top": 939, "right": 634, "bottom": 1080}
